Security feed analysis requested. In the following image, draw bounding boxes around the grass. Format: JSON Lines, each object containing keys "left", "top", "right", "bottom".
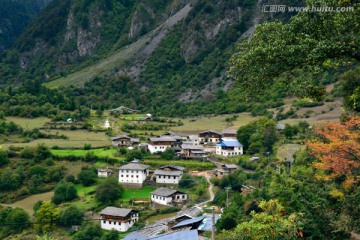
{"left": 170, "top": 113, "right": 257, "bottom": 133}
{"left": 121, "top": 186, "right": 155, "bottom": 202}
{"left": 1, "top": 129, "right": 111, "bottom": 149}
{"left": 276, "top": 144, "right": 305, "bottom": 161}
{"left": 143, "top": 159, "right": 215, "bottom": 171}
{"left": 51, "top": 148, "right": 119, "bottom": 158}
{"left": 5, "top": 116, "right": 50, "bottom": 129}
{"left": 4, "top": 191, "right": 54, "bottom": 215}
{"left": 147, "top": 212, "right": 178, "bottom": 224}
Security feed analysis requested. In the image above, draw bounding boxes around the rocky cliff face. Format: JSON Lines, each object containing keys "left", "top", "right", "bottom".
{"left": 2, "top": 0, "right": 192, "bottom": 80}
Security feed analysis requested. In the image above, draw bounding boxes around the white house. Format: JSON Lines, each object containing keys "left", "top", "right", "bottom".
{"left": 154, "top": 165, "right": 184, "bottom": 185}
{"left": 151, "top": 188, "right": 188, "bottom": 206}
{"left": 216, "top": 138, "right": 243, "bottom": 157}
{"left": 97, "top": 167, "right": 112, "bottom": 178}
{"left": 147, "top": 137, "right": 176, "bottom": 154}
{"left": 118, "top": 163, "right": 150, "bottom": 185}
{"left": 187, "top": 135, "right": 200, "bottom": 145}
{"left": 198, "top": 130, "right": 222, "bottom": 144}
{"left": 99, "top": 206, "right": 138, "bottom": 232}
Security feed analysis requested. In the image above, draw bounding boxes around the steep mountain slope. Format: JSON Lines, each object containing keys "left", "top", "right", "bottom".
{"left": 0, "top": 0, "right": 191, "bottom": 82}
{"left": 0, "top": 0, "right": 52, "bottom": 53}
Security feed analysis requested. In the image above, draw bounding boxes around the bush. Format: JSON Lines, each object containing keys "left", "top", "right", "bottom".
{"left": 59, "top": 205, "right": 84, "bottom": 226}
{"left": 52, "top": 181, "right": 78, "bottom": 204}
{"left": 84, "top": 144, "right": 92, "bottom": 150}
{"left": 96, "top": 178, "right": 124, "bottom": 204}
{"left": 77, "top": 169, "right": 97, "bottom": 186}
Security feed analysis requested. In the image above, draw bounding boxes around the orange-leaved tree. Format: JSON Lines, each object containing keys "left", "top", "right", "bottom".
{"left": 306, "top": 116, "right": 360, "bottom": 186}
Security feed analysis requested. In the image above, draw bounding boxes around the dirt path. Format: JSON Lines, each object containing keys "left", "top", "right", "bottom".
{"left": 195, "top": 171, "right": 214, "bottom": 207}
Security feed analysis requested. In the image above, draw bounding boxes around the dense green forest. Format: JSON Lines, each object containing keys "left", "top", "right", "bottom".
{"left": 0, "top": 0, "right": 52, "bottom": 53}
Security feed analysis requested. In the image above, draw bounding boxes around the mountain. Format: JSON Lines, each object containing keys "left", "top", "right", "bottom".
{"left": 0, "top": 0, "right": 52, "bottom": 53}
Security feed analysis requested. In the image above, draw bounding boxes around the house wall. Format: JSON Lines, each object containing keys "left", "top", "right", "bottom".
{"left": 155, "top": 174, "right": 182, "bottom": 184}
{"left": 216, "top": 146, "right": 243, "bottom": 156}
{"left": 151, "top": 193, "right": 187, "bottom": 205}
{"left": 100, "top": 213, "right": 138, "bottom": 232}
{"left": 199, "top": 137, "right": 221, "bottom": 144}
{"left": 98, "top": 171, "right": 110, "bottom": 178}
{"left": 148, "top": 144, "right": 171, "bottom": 154}
{"left": 119, "top": 169, "right": 148, "bottom": 184}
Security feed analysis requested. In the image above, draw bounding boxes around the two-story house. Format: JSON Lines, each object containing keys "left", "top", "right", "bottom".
{"left": 111, "top": 134, "right": 139, "bottom": 148}
{"left": 147, "top": 136, "right": 176, "bottom": 154}
{"left": 118, "top": 163, "right": 150, "bottom": 187}
{"left": 215, "top": 138, "right": 243, "bottom": 157}
{"left": 99, "top": 206, "right": 138, "bottom": 232}
{"left": 154, "top": 165, "right": 184, "bottom": 185}
{"left": 151, "top": 187, "right": 188, "bottom": 206}
{"left": 198, "top": 130, "right": 222, "bottom": 144}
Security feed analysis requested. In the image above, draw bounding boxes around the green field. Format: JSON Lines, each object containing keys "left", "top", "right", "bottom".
{"left": 143, "top": 159, "right": 215, "bottom": 171}
{"left": 1, "top": 129, "right": 111, "bottom": 149}
{"left": 5, "top": 116, "right": 50, "bottom": 129}
{"left": 51, "top": 148, "right": 120, "bottom": 159}
{"left": 121, "top": 186, "right": 155, "bottom": 202}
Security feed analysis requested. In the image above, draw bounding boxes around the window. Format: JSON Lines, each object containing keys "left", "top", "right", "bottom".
{"left": 173, "top": 176, "right": 176, "bottom": 179}
{"left": 109, "top": 221, "right": 112, "bottom": 224}
{"left": 136, "top": 175, "right": 139, "bottom": 178}
{"left": 168, "top": 176, "right": 170, "bottom": 179}
{"left": 103, "top": 220, "right": 106, "bottom": 223}
{"left": 182, "top": 195, "right": 185, "bottom": 199}
{"left": 121, "top": 175, "right": 123, "bottom": 177}
{"left": 126, "top": 175, "right": 129, "bottom": 177}
{"left": 131, "top": 175, "right": 133, "bottom": 178}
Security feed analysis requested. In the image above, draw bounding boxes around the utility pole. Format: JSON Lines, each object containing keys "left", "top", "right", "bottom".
{"left": 225, "top": 187, "right": 231, "bottom": 207}
{"left": 212, "top": 207, "right": 215, "bottom": 240}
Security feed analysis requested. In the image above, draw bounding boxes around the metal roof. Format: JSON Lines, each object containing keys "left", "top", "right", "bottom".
{"left": 198, "top": 130, "right": 221, "bottom": 135}
{"left": 216, "top": 138, "right": 243, "bottom": 147}
{"left": 119, "top": 163, "right": 150, "bottom": 170}
{"left": 188, "top": 135, "right": 200, "bottom": 140}
{"left": 151, "top": 188, "right": 185, "bottom": 197}
{"left": 150, "top": 229, "right": 199, "bottom": 240}
{"left": 99, "top": 207, "right": 135, "bottom": 217}
{"left": 111, "top": 134, "right": 131, "bottom": 140}
{"left": 123, "top": 231, "right": 147, "bottom": 240}
{"left": 171, "top": 216, "right": 206, "bottom": 229}
{"left": 198, "top": 214, "right": 221, "bottom": 231}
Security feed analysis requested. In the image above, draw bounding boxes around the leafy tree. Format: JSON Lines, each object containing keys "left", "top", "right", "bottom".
{"left": 35, "top": 201, "right": 59, "bottom": 233}
{"left": 66, "top": 175, "right": 76, "bottom": 183}
{"left": 4, "top": 208, "right": 30, "bottom": 234}
{"left": 0, "top": 149, "right": 9, "bottom": 167}
{"left": 35, "top": 144, "right": 52, "bottom": 161}
{"left": 96, "top": 178, "right": 124, "bottom": 204}
{"left": 33, "top": 200, "right": 43, "bottom": 213}
{"left": 52, "top": 181, "right": 78, "bottom": 204}
{"left": 125, "top": 150, "right": 142, "bottom": 161}
{"left": 77, "top": 169, "right": 97, "bottom": 186}
{"left": 306, "top": 116, "right": 360, "bottom": 186}
{"left": 339, "top": 67, "right": 360, "bottom": 112}
{"left": 58, "top": 205, "right": 84, "bottom": 227}
{"left": 218, "top": 200, "right": 303, "bottom": 240}
{"left": 74, "top": 222, "right": 102, "bottom": 240}
{"left": 216, "top": 216, "right": 237, "bottom": 231}
{"left": 229, "top": 0, "right": 359, "bottom": 101}
{"left": 179, "top": 174, "right": 195, "bottom": 189}
{"left": 160, "top": 147, "right": 175, "bottom": 160}
{"left": 101, "top": 229, "right": 119, "bottom": 240}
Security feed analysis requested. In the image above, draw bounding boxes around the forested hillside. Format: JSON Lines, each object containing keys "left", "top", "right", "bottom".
{"left": 0, "top": 0, "right": 52, "bottom": 53}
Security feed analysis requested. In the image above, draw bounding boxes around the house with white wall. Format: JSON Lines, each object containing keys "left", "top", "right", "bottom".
{"left": 216, "top": 138, "right": 243, "bottom": 157}
{"left": 154, "top": 165, "right": 184, "bottom": 185}
{"left": 198, "top": 130, "right": 222, "bottom": 144}
{"left": 97, "top": 167, "right": 112, "bottom": 178}
{"left": 187, "top": 135, "right": 200, "bottom": 145}
{"left": 99, "top": 206, "right": 138, "bottom": 232}
{"left": 151, "top": 187, "right": 187, "bottom": 206}
{"left": 147, "top": 136, "right": 176, "bottom": 154}
{"left": 118, "top": 163, "right": 150, "bottom": 186}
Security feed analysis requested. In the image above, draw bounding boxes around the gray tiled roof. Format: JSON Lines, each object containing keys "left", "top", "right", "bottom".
{"left": 111, "top": 134, "right": 131, "bottom": 140}
{"left": 119, "top": 163, "right": 150, "bottom": 170}
{"left": 154, "top": 170, "right": 182, "bottom": 176}
{"left": 151, "top": 187, "right": 184, "bottom": 197}
{"left": 159, "top": 165, "right": 185, "bottom": 171}
{"left": 149, "top": 137, "right": 176, "bottom": 142}
{"left": 222, "top": 128, "right": 237, "bottom": 134}
{"left": 181, "top": 144, "right": 204, "bottom": 150}
{"left": 188, "top": 135, "right": 199, "bottom": 140}
{"left": 198, "top": 130, "right": 221, "bottom": 135}
{"left": 99, "top": 206, "right": 135, "bottom": 217}
{"left": 224, "top": 164, "right": 238, "bottom": 169}
{"left": 123, "top": 231, "right": 147, "bottom": 240}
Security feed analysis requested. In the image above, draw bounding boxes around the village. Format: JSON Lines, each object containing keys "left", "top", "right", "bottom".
{"left": 97, "top": 127, "right": 246, "bottom": 240}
